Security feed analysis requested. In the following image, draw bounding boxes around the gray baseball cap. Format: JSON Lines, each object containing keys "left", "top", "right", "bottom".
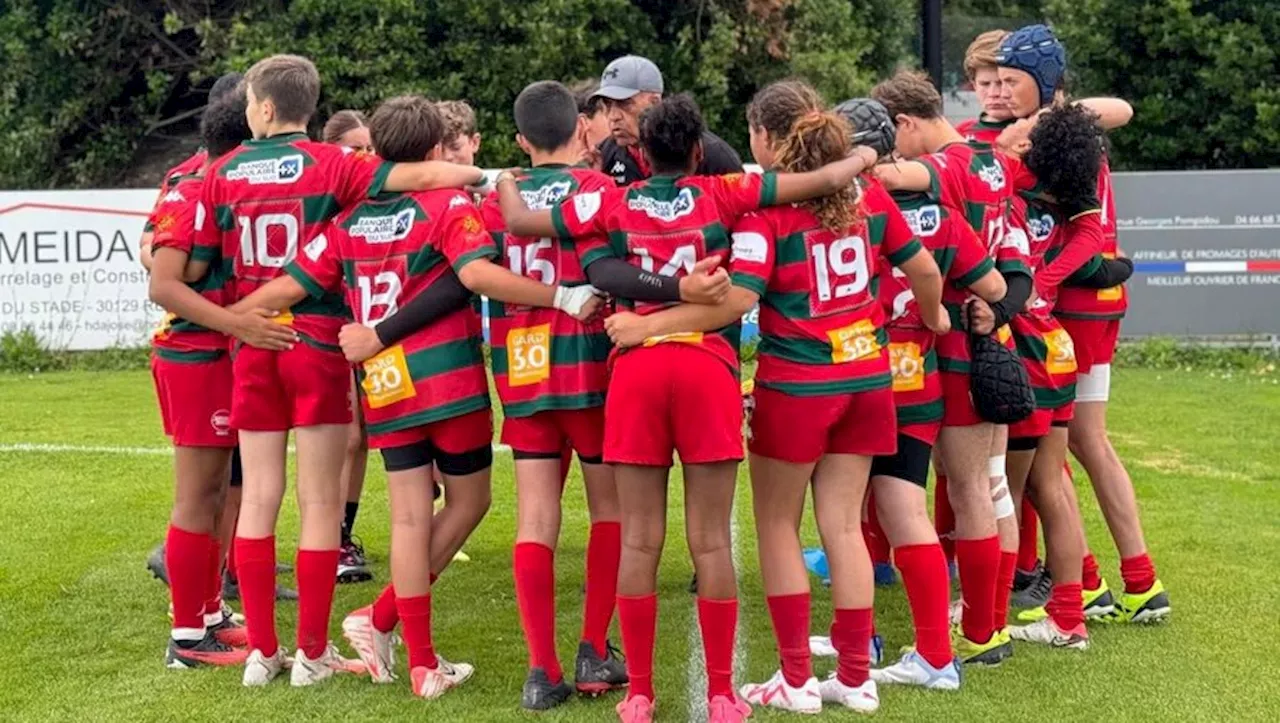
{"left": 593, "top": 55, "right": 664, "bottom": 100}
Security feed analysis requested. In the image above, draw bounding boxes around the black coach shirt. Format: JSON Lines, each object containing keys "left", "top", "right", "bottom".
{"left": 598, "top": 131, "right": 744, "bottom": 186}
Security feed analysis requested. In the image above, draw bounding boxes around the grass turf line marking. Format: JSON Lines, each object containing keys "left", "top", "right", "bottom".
{"left": 686, "top": 498, "right": 745, "bottom": 720}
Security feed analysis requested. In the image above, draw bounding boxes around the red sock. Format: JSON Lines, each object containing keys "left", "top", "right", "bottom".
{"left": 396, "top": 594, "right": 437, "bottom": 670}
{"left": 766, "top": 593, "right": 812, "bottom": 687}
{"left": 697, "top": 597, "right": 737, "bottom": 701}
{"left": 1017, "top": 499, "right": 1040, "bottom": 572}
{"left": 831, "top": 608, "right": 873, "bottom": 687}
{"left": 203, "top": 537, "right": 223, "bottom": 616}
{"left": 1082, "top": 551, "right": 1103, "bottom": 590}
{"left": 993, "top": 551, "right": 1018, "bottom": 630}
{"left": 894, "top": 543, "right": 952, "bottom": 669}
{"left": 166, "top": 525, "right": 210, "bottom": 632}
{"left": 296, "top": 548, "right": 340, "bottom": 659}
{"left": 1120, "top": 553, "right": 1156, "bottom": 594}
{"left": 934, "top": 473, "right": 955, "bottom": 564}
{"left": 863, "top": 494, "right": 891, "bottom": 566}
{"left": 1047, "top": 582, "right": 1084, "bottom": 630}
{"left": 234, "top": 536, "right": 278, "bottom": 654}
{"left": 514, "top": 542, "right": 562, "bottom": 682}
{"left": 618, "top": 593, "right": 657, "bottom": 700}
{"left": 372, "top": 584, "right": 399, "bottom": 633}
{"left": 582, "top": 522, "right": 621, "bottom": 657}
{"left": 955, "top": 536, "right": 1000, "bottom": 644}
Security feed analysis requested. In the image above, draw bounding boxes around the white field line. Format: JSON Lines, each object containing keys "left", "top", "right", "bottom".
{"left": 686, "top": 498, "right": 745, "bottom": 720}
{"left": 0, "top": 442, "right": 512, "bottom": 455}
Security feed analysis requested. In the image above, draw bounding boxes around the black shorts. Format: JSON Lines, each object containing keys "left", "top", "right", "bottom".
{"left": 228, "top": 446, "right": 243, "bottom": 488}
{"left": 1009, "top": 421, "right": 1071, "bottom": 451}
{"left": 381, "top": 441, "right": 493, "bottom": 475}
{"left": 870, "top": 433, "right": 933, "bottom": 488}
{"left": 511, "top": 449, "right": 604, "bottom": 466}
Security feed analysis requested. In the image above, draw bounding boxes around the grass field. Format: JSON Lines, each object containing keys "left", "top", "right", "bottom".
{"left": 1, "top": 367, "right": 1278, "bottom": 722}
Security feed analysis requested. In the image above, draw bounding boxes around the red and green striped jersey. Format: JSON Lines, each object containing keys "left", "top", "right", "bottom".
{"left": 730, "top": 176, "right": 922, "bottom": 396}
{"left": 919, "top": 142, "right": 1028, "bottom": 276}
{"left": 882, "top": 191, "right": 993, "bottom": 420}
{"left": 882, "top": 191, "right": 995, "bottom": 331}
{"left": 553, "top": 171, "right": 780, "bottom": 373}
{"left": 477, "top": 165, "right": 613, "bottom": 418}
{"left": 1009, "top": 193, "right": 1078, "bottom": 408}
{"left": 148, "top": 174, "right": 230, "bottom": 361}
{"left": 956, "top": 116, "right": 1011, "bottom": 145}
{"left": 145, "top": 150, "right": 208, "bottom": 233}
{"left": 1056, "top": 158, "right": 1127, "bottom": 320}
{"left": 286, "top": 189, "right": 489, "bottom": 438}
{"left": 196, "top": 132, "right": 393, "bottom": 349}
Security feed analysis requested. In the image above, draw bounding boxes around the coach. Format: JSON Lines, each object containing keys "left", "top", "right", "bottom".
{"left": 592, "top": 55, "right": 743, "bottom": 185}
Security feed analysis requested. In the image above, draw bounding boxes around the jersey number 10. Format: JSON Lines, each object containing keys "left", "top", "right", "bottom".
{"left": 238, "top": 213, "right": 299, "bottom": 268}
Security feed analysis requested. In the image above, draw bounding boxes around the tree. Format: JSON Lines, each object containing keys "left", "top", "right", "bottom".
{"left": 1047, "top": 0, "right": 1280, "bottom": 169}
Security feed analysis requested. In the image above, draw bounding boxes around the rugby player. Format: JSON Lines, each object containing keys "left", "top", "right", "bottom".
{"left": 141, "top": 72, "right": 298, "bottom": 603}
{"left": 498, "top": 93, "right": 881, "bottom": 723}
{"left": 438, "top": 100, "right": 482, "bottom": 166}
{"left": 322, "top": 110, "right": 372, "bottom": 151}
{"left": 322, "top": 108, "right": 376, "bottom": 585}
{"left": 147, "top": 94, "right": 299, "bottom": 669}
{"left": 996, "top": 25, "right": 1168, "bottom": 625}
{"left": 871, "top": 69, "right": 1032, "bottom": 665}
{"left": 189, "top": 54, "right": 488, "bottom": 687}
{"left": 591, "top": 55, "right": 743, "bottom": 186}
{"left": 623, "top": 81, "right": 947, "bottom": 715}
{"left": 956, "top": 28, "right": 1137, "bottom": 611}
{"left": 478, "top": 81, "right": 670, "bottom": 709}
{"left": 835, "top": 98, "right": 1009, "bottom": 688}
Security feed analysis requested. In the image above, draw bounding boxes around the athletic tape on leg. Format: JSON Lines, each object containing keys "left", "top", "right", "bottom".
{"left": 989, "top": 455, "right": 1015, "bottom": 519}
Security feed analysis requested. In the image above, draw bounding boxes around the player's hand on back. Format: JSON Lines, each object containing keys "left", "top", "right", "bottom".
{"left": 924, "top": 304, "right": 952, "bottom": 335}
{"left": 339, "top": 322, "right": 385, "bottom": 363}
{"left": 233, "top": 309, "right": 298, "bottom": 351}
{"left": 679, "top": 255, "right": 731, "bottom": 305}
{"left": 604, "top": 311, "right": 652, "bottom": 349}
{"left": 963, "top": 298, "right": 997, "bottom": 336}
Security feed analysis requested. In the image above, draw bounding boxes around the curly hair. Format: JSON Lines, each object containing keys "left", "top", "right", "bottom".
{"left": 201, "top": 94, "right": 251, "bottom": 159}
{"left": 1025, "top": 104, "right": 1104, "bottom": 210}
{"left": 638, "top": 93, "right": 705, "bottom": 174}
{"left": 747, "top": 80, "right": 860, "bottom": 231}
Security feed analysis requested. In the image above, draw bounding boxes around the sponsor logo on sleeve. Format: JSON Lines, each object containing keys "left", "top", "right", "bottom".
{"left": 573, "top": 190, "right": 604, "bottom": 223}
{"left": 303, "top": 233, "right": 328, "bottom": 261}
{"left": 731, "top": 231, "right": 768, "bottom": 264}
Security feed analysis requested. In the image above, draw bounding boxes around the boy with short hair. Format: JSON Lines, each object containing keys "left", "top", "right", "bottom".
{"left": 192, "top": 53, "right": 486, "bottom": 688}
{"left": 148, "top": 92, "right": 298, "bottom": 671}
{"left": 438, "top": 100, "right": 482, "bottom": 166}
{"left": 234, "top": 92, "right": 601, "bottom": 699}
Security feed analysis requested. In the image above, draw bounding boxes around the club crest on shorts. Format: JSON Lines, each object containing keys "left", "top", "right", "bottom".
{"left": 210, "top": 409, "right": 232, "bottom": 437}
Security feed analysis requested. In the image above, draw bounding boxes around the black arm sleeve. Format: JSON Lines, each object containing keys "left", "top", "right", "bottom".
{"left": 585, "top": 257, "right": 682, "bottom": 303}
{"left": 374, "top": 271, "right": 473, "bottom": 347}
{"left": 1071, "top": 257, "right": 1133, "bottom": 288}
{"left": 988, "top": 271, "right": 1032, "bottom": 329}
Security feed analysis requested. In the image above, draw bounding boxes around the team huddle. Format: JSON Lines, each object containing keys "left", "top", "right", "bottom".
{"left": 140, "top": 23, "right": 1169, "bottom": 722}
